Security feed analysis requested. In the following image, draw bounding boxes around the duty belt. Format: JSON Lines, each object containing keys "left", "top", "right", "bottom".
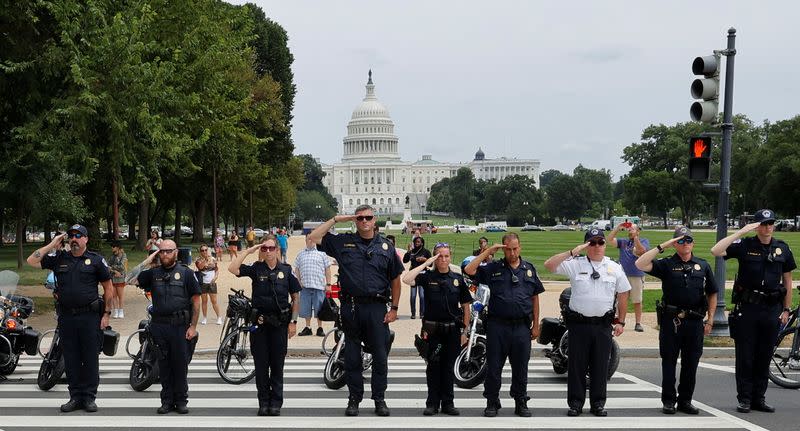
{"left": 564, "top": 309, "right": 614, "bottom": 325}
{"left": 734, "top": 287, "right": 785, "bottom": 306}
{"left": 658, "top": 303, "right": 705, "bottom": 320}
{"left": 58, "top": 299, "right": 100, "bottom": 316}
{"left": 488, "top": 315, "right": 530, "bottom": 326}
{"left": 342, "top": 295, "right": 388, "bottom": 305}
{"left": 152, "top": 310, "right": 191, "bottom": 325}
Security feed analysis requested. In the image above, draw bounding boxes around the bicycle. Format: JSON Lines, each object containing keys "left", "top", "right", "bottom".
{"left": 216, "top": 289, "right": 256, "bottom": 384}
{"left": 769, "top": 286, "right": 800, "bottom": 389}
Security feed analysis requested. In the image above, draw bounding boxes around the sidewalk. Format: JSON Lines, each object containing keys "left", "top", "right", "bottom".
{"left": 19, "top": 236, "right": 734, "bottom": 357}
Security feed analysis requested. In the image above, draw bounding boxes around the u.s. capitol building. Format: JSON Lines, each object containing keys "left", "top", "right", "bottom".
{"left": 321, "top": 72, "right": 540, "bottom": 215}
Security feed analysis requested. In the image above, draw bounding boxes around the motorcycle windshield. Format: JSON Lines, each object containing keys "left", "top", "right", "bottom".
{"left": 0, "top": 270, "right": 19, "bottom": 299}
{"left": 476, "top": 284, "right": 490, "bottom": 305}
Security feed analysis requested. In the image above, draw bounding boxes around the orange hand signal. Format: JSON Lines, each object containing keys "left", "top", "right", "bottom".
{"left": 693, "top": 139, "right": 707, "bottom": 158}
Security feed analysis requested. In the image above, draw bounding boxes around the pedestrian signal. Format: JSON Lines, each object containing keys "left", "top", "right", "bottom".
{"left": 688, "top": 137, "right": 712, "bottom": 181}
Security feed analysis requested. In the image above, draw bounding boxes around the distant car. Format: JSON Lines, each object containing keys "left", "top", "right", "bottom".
{"left": 550, "top": 224, "right": 574, "bottom": 231}
{"left": 521, "top": 224, "right": 544, "bottom": 231}
{"left": 252, "top": 228, "right": 266, "bottom": 238}
{"left": 485, "top": 226, "right": 506, "bottom": 232}
{"left": 452, "top": 224, "right": 477, "bottom": 233}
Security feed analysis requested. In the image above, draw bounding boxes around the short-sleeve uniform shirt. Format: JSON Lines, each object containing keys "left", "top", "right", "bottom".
{"left": 415, "top": 269, "right": 473, "bottom": 322}
{"left": 475, "top": 259, "right": 545, "bottom": 320}
{"left": 238, "top": 262, "right": 301, "bottom": 313}
{"left": 647, "top": 253, "right": 717, "bottom": 309}
{"left": 724, "top": 237, "right": 796, "bottom": 292}
{"left": 41, "top": 250, "right": 111, "bottom": 309}
{"left": 319, "top": 232, "right": 403, "bottom": 297}
{"left": 556, "top": 256, "right": 631, "bottom": 317}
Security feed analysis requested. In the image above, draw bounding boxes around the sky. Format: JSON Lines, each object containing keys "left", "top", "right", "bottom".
{"left": 230, "top": 0, "right": 800, "bottom": 180}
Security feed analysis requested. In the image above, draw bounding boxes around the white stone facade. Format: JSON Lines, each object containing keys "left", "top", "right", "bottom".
{"left": 321, "top": 72, "right": 540, "bottom": 215}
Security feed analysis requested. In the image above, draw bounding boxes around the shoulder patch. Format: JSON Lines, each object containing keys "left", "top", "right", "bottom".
{"left": 732, "top": 239, "right": 742, "bottom": 244}
{"left": 101, "top": 258, "right": 109, "bottom": 267}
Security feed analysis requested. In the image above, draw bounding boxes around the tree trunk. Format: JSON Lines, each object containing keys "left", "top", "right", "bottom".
{"left": 192, "top": 196, "right": 206, "bottom": 243}
{"left": 43, "top": 219, "right": 52, "bottom": 243}
{"left": 127, "top": 203, "right": 137, "bottom": 241}
{"left": 137, "top": 198, "right": 149, "bottom": 250}
{"left": 112, "top": 176, "right": 120, "bottom": 240}
{"left": 249, "top": 188, "right": 253, "bottom": 229}
{"left": 174, "top": 201, "right": 182, "bottom": 247}
{"left": 212, "top": 166, "right": 218, "bottom": 240}
{"left": 16, "top": 206, "right": 25, "bottom": 269}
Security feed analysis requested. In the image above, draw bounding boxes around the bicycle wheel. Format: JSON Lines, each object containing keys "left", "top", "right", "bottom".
{"left": 217, "top": 326, "right": 255, "bottom": 384}
{"left": 769, "top": 326, "right": 800, "bottom": 389}
{"left": 37, "top": 343, "right": 65, "bottom": 391}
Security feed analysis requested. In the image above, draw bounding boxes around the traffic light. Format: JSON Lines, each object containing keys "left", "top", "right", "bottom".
{"left": 688, "top": 136, "right": 712, "bottom": 181}
{"left": 690, "top": 54, "right": 720, "bottom": 123}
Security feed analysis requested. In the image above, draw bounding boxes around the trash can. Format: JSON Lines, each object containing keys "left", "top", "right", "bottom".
{"left": 178, "top": 247, "right": 192, "bottom": 265}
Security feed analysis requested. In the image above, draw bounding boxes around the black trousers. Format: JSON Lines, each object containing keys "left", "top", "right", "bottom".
{"left": 483, "top": 320, "right": 531, "bottom": 403}
{"left": 150, "top": 322, "right": 190, "bottom": 406}
{"left": 59, "top": 312, "right": 101, "bottom": 402}
{"left": 658, "top": 316, "right": 703, "bottom": 404}
{"left": 732, "top": 302, "right": 782, "bottom": 404}
{"left": 566, "top": 322, "right": 611, "bottom": 409}
{"left": 249, "top": 324, "right": 288, "bottom": 408}
{"left": 425, "top": 329, "right": 461, "bottom": 408}
{"left": 341, "top": 302, "right": 390, "bottom": 402}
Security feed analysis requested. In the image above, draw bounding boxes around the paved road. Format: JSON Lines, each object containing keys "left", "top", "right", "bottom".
{"left": 0, "top": 355, "right": 777, "bottom": 430}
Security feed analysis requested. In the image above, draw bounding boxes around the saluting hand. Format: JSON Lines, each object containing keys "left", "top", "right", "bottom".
{"left": 425, "top": 254, "right": 440, "bottom": 267}
{"left": 50, "top": 233, "right": 67, "bottom": 249}
{"left": 662, "top": 236, "right": 684, "bottom": 250}
{"left": 335, "top": 214, "right": 358, "bottom": 223}
{"left": 571, "top": 242, "right": 590, "bottom": 256}
{"left": 740, "top": 222, "right": 761, "bottom": 234}
{"left": 487, "top": 244, "right": 506, "bottom": 254}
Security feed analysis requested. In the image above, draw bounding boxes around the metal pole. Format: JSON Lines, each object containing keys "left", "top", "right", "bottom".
{"left": 711, "top": 28, "right": 736, "bottom": 336}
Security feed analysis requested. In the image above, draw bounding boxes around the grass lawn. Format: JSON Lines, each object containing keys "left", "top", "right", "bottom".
{"left": 633, "top": 287, "right": 800, "bottom": 314}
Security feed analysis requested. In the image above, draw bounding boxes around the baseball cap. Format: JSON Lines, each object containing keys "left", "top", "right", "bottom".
{"left": 673, "top": 226, "right": 693, "bottom": 239}
{"left": 754, "top": 209, "right": 776, "bottom": 223}
{"left": 67, "top": 224, "right": 88, "bottom": 237}
{"left": 584, "top": 228, "right": 605, "bottom": 242}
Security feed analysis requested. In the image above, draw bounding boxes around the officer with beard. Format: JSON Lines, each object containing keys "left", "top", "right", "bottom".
{"left": 135, "top": 239, "right": 201, "bottom": 414}
{"left": 27, "top": 224, "right": 113, "bottom": 413}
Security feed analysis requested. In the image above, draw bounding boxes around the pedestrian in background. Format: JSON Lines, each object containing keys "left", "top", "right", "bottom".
{"left": 404, "top": 236, "right": 431, "bottom": 319}
{"left": 195, "top": 244, "right": 222, "bottom": 325}
{"left": 294, "top": 235, "right": 332, "bottom": 337}
{"left": 214, "top": 231, "right": 224, "bottom": 259}
{"left": 108, "top": 240, "right": 128, "bottom": 319}
{"left": 277, "top": 229, "right": 289, "bottom": 263}
{"left": 227, "top": 231, "right": 240, "bottom": 261}
{"left": 607, "top": 222, "right": 649, "bottom": 331}
{"left": 246, "top": 226, "right": 256, "bottom": 248}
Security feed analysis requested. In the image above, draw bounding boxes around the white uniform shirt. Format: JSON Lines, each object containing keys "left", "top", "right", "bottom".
{"left": 556, "top": 256, "right": 632, "bottom": 317}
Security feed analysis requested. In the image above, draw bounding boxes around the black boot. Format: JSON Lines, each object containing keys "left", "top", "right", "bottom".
{"left": 345, "top": 398, "right": 360, "bottom": 416}
{"left": 374, "top": 400, "right": 390, "bottom": 417}
{"left": 484, "top": 400, "right": 500, "bottom": 417}
{"left": 514, "top": 398, "right": 531, "bottom": 417}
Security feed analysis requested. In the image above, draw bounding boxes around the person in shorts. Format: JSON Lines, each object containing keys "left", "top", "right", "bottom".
{"left": 607, "top": 222, "right": 649, "bottom": 331}
{"left": 293, "top": 236, "right": 332, "bottom": 336}
{"left": 195, "top": 244, "right": 222, "bottom": 325}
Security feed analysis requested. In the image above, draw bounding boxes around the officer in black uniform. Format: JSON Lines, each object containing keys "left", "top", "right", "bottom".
{"left": 402, "top": 243, "right": 472, "bottom": 416}
{"left": 229, "top": 235, "right": 300, "bottom": 416}
{"left": 309, "top": 204, "right": 403, "bottom": 417}
{"left": 135, "top": 239, "right": 201, "bottom": 414}
{"left": 712, "top": 209, "right": 796, "bottom": 413}
{"left": 27, "top": 224, "right": 113, "bottom": 413}
{"left": 464, "top": 233, "right": 544, "bottom": 418}
{"left": 635, "top": 226, "right": 718, "bottom": 415}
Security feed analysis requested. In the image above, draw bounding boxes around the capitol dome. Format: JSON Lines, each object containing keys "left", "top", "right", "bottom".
{"left": 342, "top": 70, "right": 400, "bottom": 161}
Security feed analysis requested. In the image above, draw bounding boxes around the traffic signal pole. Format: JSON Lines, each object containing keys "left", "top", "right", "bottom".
{"left": 711, "top": 28, "right": 737, "bottom": 336}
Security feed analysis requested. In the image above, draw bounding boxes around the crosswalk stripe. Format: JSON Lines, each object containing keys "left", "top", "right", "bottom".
{"left": 15, "top": 358, "right": 556, "bottom": 365}
{"left": 5, "top": 371, "right": 565, "bottom": 380}
{"left": 8, "top": 364, "right": 560, "bottom": 372}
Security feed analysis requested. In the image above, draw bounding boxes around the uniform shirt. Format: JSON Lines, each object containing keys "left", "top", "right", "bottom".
{"left": 137, "top": 264, "right": 201, "bottom": 316}
{"left": 415, "top": 269, "right": 473, "bottom": 322}
{"left": 556, "top": 256, "right": 631, "bottom": 317}
{"left": 725, "top": 237, "right": 797, "bottom": 292}
{"left": 238, "top": 261, "right": 301, "bottom": 313}
{"left": 41, "top": 250, "right": 111, "bottom": 309}
{"left": 616, "top": 237, "right": 650, "bottom": 277}
{"left": 293, "top": 247, "right": 331, "bottom": 291}
{"left": 475, "top": 259, "right": 545, "bottom": 320}
{"left": 646, "top": 253, "right": 717, "bottom": 309}
{"left": 319, "top": 232, "right": 403, "bottom": 297}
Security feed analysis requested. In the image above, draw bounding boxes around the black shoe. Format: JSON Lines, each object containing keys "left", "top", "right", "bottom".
{"left": 374, "top": 400, "right": 390, "bottom": 416}
{"left": 267, "top": 407, "right": 281, "bottom": 416}
{"left": 677, "top": 402, "right": 699, "bottom": 415}
{"left": 440, "top": 404, "right": 460, "bottom": 416}
{"left": 316, "top": 327, "right": 325, "bottom": 337}
{"left": 298, "top": 327, "right": 312, "bottom": 336}
{"left": 514, "top": 398, "right": 531, "bottom": 417}
{"left": 157, "top": 404, "right": 174, "bottom": 414}
{"left": 345, "top": 399, "right": 360, "bottom": 416}
{"left": 83, "top": 400, "right": 98, "bottom": 413}
{"left": 175, "top": 404, "right": 189, "bottom": 414}
{"left": 257, "top": 407, "right": 269, "bottom": 416}
{"left": 423, "top": 406, "right": 438, "bottom": 416}
{"left": 590, "top": 406, "right": 608, "bottom": 417}
{"left": 662, "top": 402, "right": 676, "bottom": 414}
{"left": 60, "top": 399, "right": 82, "bottom": 413}
{"left": 410, "top": 315, "right": 416, "bottom": 319}
{"left": 567, "top": 407, "right": 582, "bottom": 417}
{"left": 484, "top": 402, "right": 499, "bottom": 417}
{"left": 737, "top": 401, "right": 751, "bottom": 413}
{"left": 751, "top": 402, "right": 775, "bottom": 413}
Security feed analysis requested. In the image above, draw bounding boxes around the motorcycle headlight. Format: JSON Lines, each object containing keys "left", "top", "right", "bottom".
{"left": 6, "top": 318, "right": 18, "bottom": 331}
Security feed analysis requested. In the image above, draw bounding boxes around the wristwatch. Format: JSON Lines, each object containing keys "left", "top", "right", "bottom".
{"left": 104, "top": 310, "right": 112, "bottom": 315}
{"left": 390, "top": 305, "right": 399, "bottom": 311}
{"left": 784, "top": 307, "right": 791, "bottom": 313}
{"left": 612, "top": 318, "right": 625, "bottom": 327}
{"left": 656, "top": 245, "right": 664, "bottom": 253}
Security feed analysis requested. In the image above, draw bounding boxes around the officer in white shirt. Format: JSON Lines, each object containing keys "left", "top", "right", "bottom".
{"left": 544, "top": 228, "right": 631, "bottom": 418}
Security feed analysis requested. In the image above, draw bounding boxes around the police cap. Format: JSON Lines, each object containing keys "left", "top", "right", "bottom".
{"left": 673, "top": 226, "right": 693, "bottom": 239}
{"left": 754, "top": 209, "right": 776, "bottom": 223}
{"left": 584, "top": 228, "right": 605, "bottom": 242}
{"left": 67, "top": 224, "right": 88, "bottom": 237}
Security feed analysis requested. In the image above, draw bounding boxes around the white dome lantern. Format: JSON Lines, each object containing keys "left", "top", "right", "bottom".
{"left": 342, "top": 70, "right": 400, "bottom": 161}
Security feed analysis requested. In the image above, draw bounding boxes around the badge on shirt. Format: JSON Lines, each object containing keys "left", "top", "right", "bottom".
{"left": 382, "top": 243, "right": 389, "bottom": 250}
{"left": 694, "top": 264, "right": 701, "bottom": 271}
{"left": 84, "top": 259, "right": 91, "bottom": 265}
{"left": 526, "top": 269, "right": 532, "bottom": 277}
{"left": 278, "top": 271, "right": 285, "bottom": 279}
{"left": 174, "top": 272, "right": 181, "bottom": 280}
{"left": 453, "top": 279, "right": 459, "bottom": 287}
{"left": 776, "top": 248, "right": 782, "bottom": 256}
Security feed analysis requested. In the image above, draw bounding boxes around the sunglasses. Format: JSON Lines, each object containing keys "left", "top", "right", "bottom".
{"left": 676, "top": 237, "right": 694, "bottom": 244}
{"left": 159, "top": 249, "right": 176, "bottom": 254}
{"left": 435, "top": 242, "right": 449, "bottom": 248}
{"left": 761, "top": 220, "right": 775, "bottom": 226}
{"left": 260, "top": 245, "right": 277, "bottom": 252}
{"left": 588, "top": 239, "right": 606, "bottom": 246}
{"left": 199, "top": 248, "right": 208, "bottom": 252}
{"left": 355, "top": 215, "right": 374, "bottom": 222}
{"left": 511, "top": 274, "right": 519, "bottom": 284}
{"left": 67, "top": 233, "right": 84, "bottom": 239}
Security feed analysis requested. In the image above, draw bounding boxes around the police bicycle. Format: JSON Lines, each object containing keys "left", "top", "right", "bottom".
{"left": 216, "top": 289, "right": 256, "bottom": 384}
{"left": 768, "top": 285, "right": 800, "bottom": 389}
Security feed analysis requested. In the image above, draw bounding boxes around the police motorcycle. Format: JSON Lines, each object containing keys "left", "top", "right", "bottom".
{"left": 321, "top": 296, "right": 396, "bottom": 390}
{"left": 537, "top": 288, "right": 620, "bottom": 379}
{"left": 452, "top": 280, "right": 490, "bottom": 389}
{"left": 0, "top": 270, "right": 41, "bottom": 378}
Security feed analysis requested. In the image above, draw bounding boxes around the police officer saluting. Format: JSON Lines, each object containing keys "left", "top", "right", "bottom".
{"left": 134, "top": 239, "right": 201, "bottom": 414}
{"left": 544, "top": 228, "right": 630, "bottom": 417}
{"left": 309, "top": 205, "right": 403, "bottom": 417}
{"left": 229, "top": 235, "right": 300, "bottom": 416}
{"left": 402, "top": 243, "right": 471, "bottom": 416}
{"left": 463, "top": 233, "right": 544, "bottom": 418}
{"left": 635, "top": 226, "right": 717, "bottom": 415}
{"left": 27, "top": 224, "right": 113, "bottom": 413}
{"left": 711, "top": 209, "right": 796, "bottom": 413}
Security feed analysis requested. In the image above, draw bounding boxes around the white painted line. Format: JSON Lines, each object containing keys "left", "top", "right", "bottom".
{"left": 4, "top": 371, "right": 562, "bottom": 380}
{"left": 698, "top": 362, "right": 736, "bottom": 374}
{"left": 16, "top": 358, "right": 555, "bottom": 366}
